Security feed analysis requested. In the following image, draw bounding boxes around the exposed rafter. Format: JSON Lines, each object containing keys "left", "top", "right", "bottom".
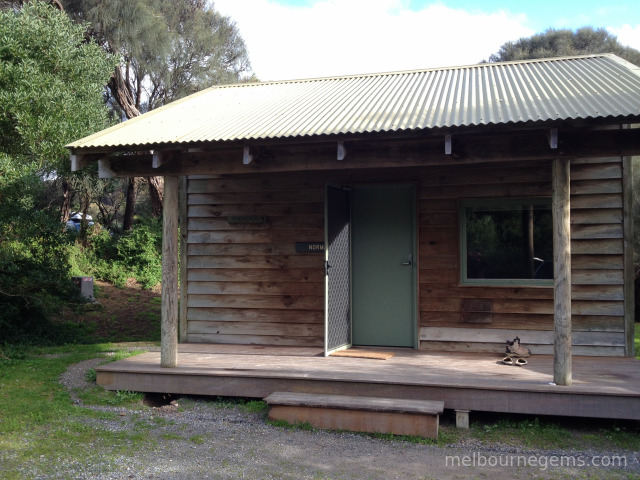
{"left": 548, "top": 128, "right": 558, "bottom": 149}
{"left": 78, "top": 126, "right": 640, "bottom": 178}
{"left": 445, "top": 134, "right": 452, "bottom": 155}
{"left": 337, "top": 141, "right": 346, "bottom": 161}
{"left": 243, "top": 146, "right": 254, "bottom": 165}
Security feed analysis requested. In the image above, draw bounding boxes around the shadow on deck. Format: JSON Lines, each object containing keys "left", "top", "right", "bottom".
{"left": 96, "top": 344, "right": 640, "bottom": 420}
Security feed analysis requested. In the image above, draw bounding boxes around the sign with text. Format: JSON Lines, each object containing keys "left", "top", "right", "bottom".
{"left": 227, "top": 215, "right": 268, "bottom": 224}
{"left": 295, "top": 242, "right": 325, "bottom": 253}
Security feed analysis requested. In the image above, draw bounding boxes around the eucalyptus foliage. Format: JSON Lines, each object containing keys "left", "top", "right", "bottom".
{"left": 63, "top": 0, "right": 252, "bottom": 114}
{"left": 62, "top": 0, "right": 252, "bottom": 228}
{"left": 488, "top": 27, "right": 640, "bottom": 66}
{"left": 0, "top": 1, "right": 114, "bottom": 174}
{"left": 0, "top": 1, "right": 114, "bottom": 343}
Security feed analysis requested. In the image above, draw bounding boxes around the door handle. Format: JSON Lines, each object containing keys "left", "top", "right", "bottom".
{"left": 401, "top": 254, "right": 413, "bottom": 266}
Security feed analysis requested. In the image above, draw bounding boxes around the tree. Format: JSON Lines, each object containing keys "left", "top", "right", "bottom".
{"left": 488, "top": 27, "right": 640, "bottom": 66}
{"left": 0, "top": 1, "right": 114, "bottom": 340}
{"left": 0, "top": 2, "right": 113, "bottom": 171}
{"left": 1, "top": 0, "right": 63, "bottom": 10}
{"left": 62, "top": 0, "right": 252, "bottom": 229}
{"left": 146, "top": 1, "right": 252, "bottom": 110}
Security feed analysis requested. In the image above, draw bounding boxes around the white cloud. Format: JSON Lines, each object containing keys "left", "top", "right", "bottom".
{"left": 609, "top": 24, "right": 640, "bottom": 50}
{"left": 215, "top": 0, "right": 534, "bottom": 80}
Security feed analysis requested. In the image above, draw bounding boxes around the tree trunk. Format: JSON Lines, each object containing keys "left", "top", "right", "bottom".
{"left": 108, "top": 66, "right": 141, "bottom": 119}
{"left": 122, "top": 177, "right": 138, "bottom": 231}
{"left": 147, "top": 176, "right": 164, "bottom": 217}
{"left": 60, "top": 179, "right": 72, "bottom": 225}
{"left": 50, "top": 0, "right": 64, "bottom": 11}
{"left": 79, "top": 198, "right": 91, "bottom": 243}
{"left": 108, "top": 66, "right": 164, "bottom": 219}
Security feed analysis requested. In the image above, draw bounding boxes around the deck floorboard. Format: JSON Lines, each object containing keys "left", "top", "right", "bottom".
{"left": 96, "top": 344, "right": 640, "bottom": 420}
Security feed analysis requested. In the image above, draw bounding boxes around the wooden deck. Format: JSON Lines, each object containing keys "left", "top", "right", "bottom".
{"left": 96, "top": 344, "right": 640, "bottom": 420}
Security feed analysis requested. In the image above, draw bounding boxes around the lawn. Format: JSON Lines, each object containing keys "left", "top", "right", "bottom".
{"left": 0, "top": 344, "right": 150, "bottom": 479}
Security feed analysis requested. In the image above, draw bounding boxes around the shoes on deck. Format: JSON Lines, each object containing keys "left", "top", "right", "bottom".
{"left": 502, "top": 337, "right": 531, "bottom": 366}
{"left": 506, "top": 337, "right": 531, "bottom": 358}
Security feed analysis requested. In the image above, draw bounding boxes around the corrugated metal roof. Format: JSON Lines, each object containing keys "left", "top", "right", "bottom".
{"left": 68, "top": 54, "right": 640, "bottom": 150}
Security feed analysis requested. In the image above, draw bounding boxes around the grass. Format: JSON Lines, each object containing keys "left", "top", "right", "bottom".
{"left": 0, "top": 344, "right": 155, "bottom": 479}
{"left": 436, "top": 411, "right": 640, "bottom": 451}
{"left": 197, "top": 396, "right": 269, "bottom": 414}
{"left": 267, "top": 419, "right": 316, "bottom": 431}
{"left": 0, "top": 346, "right": 276, "bottom": 479}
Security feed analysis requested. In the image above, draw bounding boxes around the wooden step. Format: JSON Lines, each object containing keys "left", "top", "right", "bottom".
{"left": 264, "top": 392, "right": 444, "bottom": 439}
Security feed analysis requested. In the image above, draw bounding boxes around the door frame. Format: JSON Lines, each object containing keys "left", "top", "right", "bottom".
{"left": 325, "top": 182, "right": 419, "bottom": 351}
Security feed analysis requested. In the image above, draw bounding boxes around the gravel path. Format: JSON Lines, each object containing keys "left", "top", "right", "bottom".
{"left": 40, "top": 358, "right": 640, "bottom": 479}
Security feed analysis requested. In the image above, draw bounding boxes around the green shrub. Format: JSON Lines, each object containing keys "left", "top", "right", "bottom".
{"left": 68, "top": 217, "right": 162, "bottom": 289}
{"left": 0, "top": 172, "right": 86, "bottom": 344}
{"left": 0, "top": 2, "right": 114, "bottom": 345}
{"left": 115, "top": 218, "right": 162, "bottom": 288}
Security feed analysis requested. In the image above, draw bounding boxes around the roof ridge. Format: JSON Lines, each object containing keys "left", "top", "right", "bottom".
{"left": 214, "top": 53, "right": 614, "bottom": 88}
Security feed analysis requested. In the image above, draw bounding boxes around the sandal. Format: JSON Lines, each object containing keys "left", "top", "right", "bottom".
{"left": 515, "top": 357, "right": 528, "bottom": 366}
{"left": 502, "top": 356, "right": 513, "bottom": 365}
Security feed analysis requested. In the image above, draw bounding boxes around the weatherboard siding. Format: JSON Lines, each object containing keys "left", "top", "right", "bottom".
{"left": 182, "top": 158, "right": 626, "bottom": 355}
{"left": 418, "top": 158, "right": 625, "bottom": 356}
{"left": 185, "top": 173, "right": 326, "bottom": 346}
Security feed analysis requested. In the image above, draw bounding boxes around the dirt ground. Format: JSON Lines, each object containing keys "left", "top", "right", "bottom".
{"left": 56, "top": 279, "right": 161, "bottom": 342}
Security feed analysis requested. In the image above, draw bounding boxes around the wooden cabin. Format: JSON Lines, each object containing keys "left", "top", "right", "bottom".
{"left": 69, "top": 54, "right": 640, "bottom": 389}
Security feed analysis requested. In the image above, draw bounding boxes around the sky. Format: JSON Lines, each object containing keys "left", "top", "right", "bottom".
{"left": 213, "top": 0, "right": 640, "bottom": 81}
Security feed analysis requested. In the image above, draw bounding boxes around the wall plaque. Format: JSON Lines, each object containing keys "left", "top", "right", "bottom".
{"left": 296, "top": 242, "right": 325, "bottom": 253}
{"left": 227, "top": 215, "right": 268, "bottom": 224}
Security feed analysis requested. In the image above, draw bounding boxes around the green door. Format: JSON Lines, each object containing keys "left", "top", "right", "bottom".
{"left": 351, "top": 185, "right": 416, "bottom": 347}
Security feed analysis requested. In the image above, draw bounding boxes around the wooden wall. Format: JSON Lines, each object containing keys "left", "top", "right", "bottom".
{"left": 185, "top": 174, "right": 327, "bottom": 346}
{"left": 419, "top": 158, "right": 626, "bottom": 356}
{"left": 182, "top": 158, "right": 627, "bottom": 355}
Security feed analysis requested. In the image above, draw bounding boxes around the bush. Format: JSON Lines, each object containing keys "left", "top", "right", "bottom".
{"left": 0, "top": 177, "right": 83, "bottom": 344}
{"left": 69, "top": 217, "right": 163, "bottom": 289}
{"left": 0, "top": 2, "right": 114, "bottom": 345}
{"left": 115, "top": 219, "right": 163, "bottom": 288}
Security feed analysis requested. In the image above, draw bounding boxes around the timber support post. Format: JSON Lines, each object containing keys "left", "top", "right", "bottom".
{"left": 161, "top": 175, "right": 179, "bottom": 367}
{"left": 178, "top": 176, "right": 189, "bottom": 342}
{"left": 552, "top": 158, "right": 571, "bottom": 385}
{"left": 622, "top": 156, "right": 635, "bottom": 357}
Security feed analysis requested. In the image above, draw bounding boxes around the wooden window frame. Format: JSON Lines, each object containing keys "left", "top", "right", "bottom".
{"left": 459, "top": 198, "right": 554, "bottom": 287}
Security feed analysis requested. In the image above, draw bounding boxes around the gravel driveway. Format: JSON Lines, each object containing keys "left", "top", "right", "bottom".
{"left": 31, "top": 358, "right": 636, "bottom": 479}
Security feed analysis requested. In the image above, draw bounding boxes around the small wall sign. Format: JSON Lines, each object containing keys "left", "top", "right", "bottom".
{"left": 227, "top": 215, "right": 268, "bottom": 224}
{"left": 296, "top": 242, "right": 325, "bottom": 253}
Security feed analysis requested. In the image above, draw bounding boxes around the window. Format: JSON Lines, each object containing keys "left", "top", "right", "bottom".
{"left": 460, "top": 199, "right": 553, "bottom": 285}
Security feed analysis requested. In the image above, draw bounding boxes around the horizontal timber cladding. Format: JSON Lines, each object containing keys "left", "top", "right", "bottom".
{"left": 183, "top": 157, "right": 626, "bottom": 355}
{"left": 185, "top": 172, "right": 327, "bottom": 346}
{"left": 418, "top": 157, "right": 625, "bottom": 356}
